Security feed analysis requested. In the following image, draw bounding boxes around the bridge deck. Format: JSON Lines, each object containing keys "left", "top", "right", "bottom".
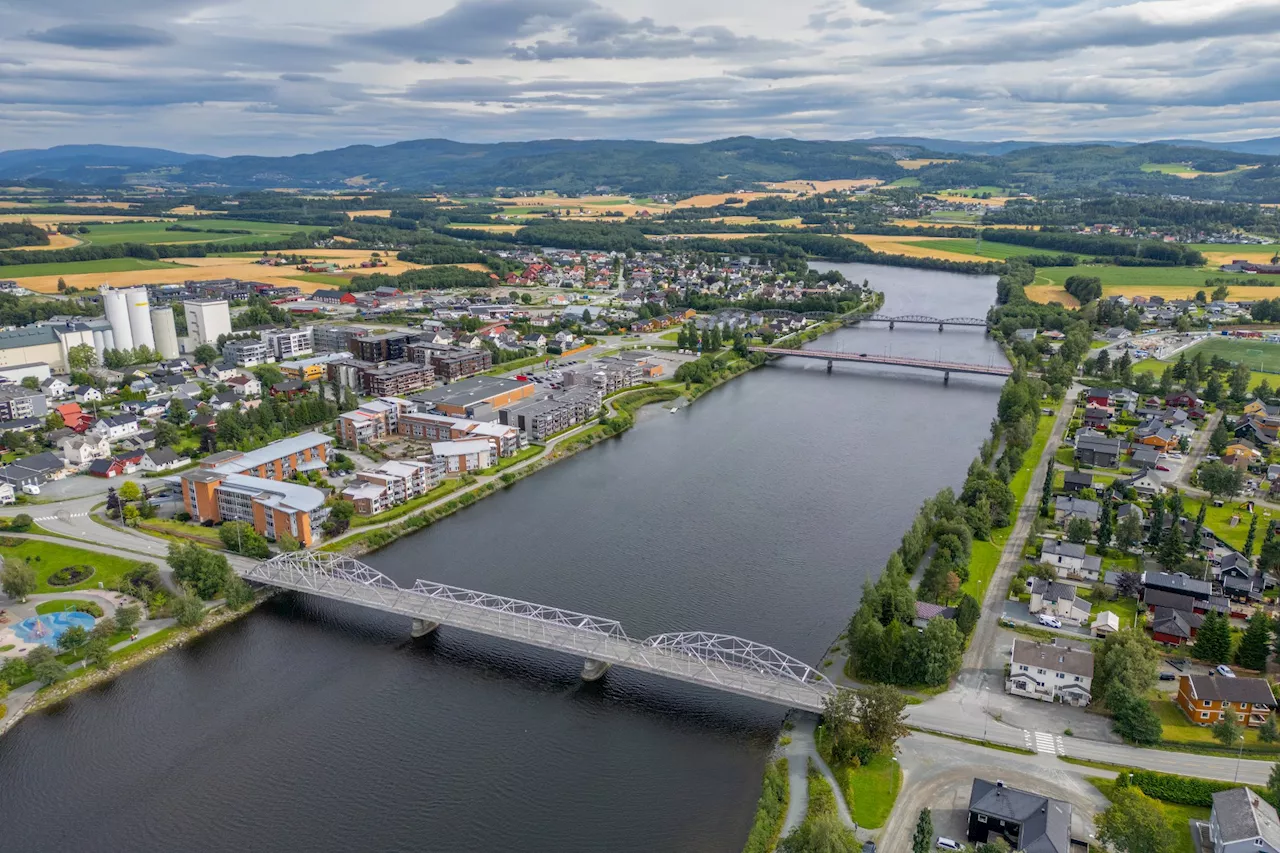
{"left": 243, "top": 554, "right": 834, "bottom": 711}
{"left": 750, "top": 347, "right": 1012, "bottom": 377}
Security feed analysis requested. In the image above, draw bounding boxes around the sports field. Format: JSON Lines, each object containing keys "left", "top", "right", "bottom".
{"left": 1185, "top": 336, "right": 1280, "bottom": 374}
{"left": 75, "top": 218, "right": 304, "bottom": 246}
{"left": 1026, "top": 264, "right": 1271, "bottom": 304}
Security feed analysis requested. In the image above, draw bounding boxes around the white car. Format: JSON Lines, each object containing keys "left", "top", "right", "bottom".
{"left": 936, "top": 839, "right": 963, "bottom": 851}
{"left": 1037, "top": 613, "right": 1062, "bottom": 629}
{"left": 1216, "top": 665, "right": 1236, "bottom": 678}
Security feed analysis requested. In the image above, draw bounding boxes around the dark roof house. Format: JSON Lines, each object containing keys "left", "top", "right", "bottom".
{"left": 967, "top": 779, "right": 1072, "bottom": 853}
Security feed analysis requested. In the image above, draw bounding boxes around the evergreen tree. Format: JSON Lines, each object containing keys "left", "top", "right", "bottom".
{"left": 1040, "top": 463, "right": 1054, "bottom": 518}
{"left": 1245, "top": 512, "right": 1259, "bottom": 558}
{"left": 1157, "top": 523, "right": 1185, "bottom": 570}
{"left": 1204, "top": 371, "right": 1224, "bottom": 404}
{"left": 912, "top": 809, "right": 934, "bottom": 853}
{"left": 1237, "top": 611, "right": 1272, "bottom": 672}
{"left": 1147, "top": 496, "right": 1165, "bottom": 546}
{"left": 1193, "top": 611, "right": 1232, "bottom": 664}
{"left": 1209, "top": 420, "right": 1231, "bottom": 456}
{"left": 1097, "top": 500, "right": 1113, "bottom": 552}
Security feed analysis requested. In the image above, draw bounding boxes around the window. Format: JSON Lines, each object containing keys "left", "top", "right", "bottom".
{"left": 1074, "top": 676, "right": 1082, "bottom": 682}
{"left": 1057, "top": 673, "right": 1064, "bottom": 679}
{"left": 1239, "top": 715, "right": 1246, "bottom": 723}
{"left": 1204, "top": 700, "right": 1212, "bottom": 707}
{"left": 977, "top": 815, "right": 988, "bottom": 824}
{"left": 1201, "top": 712, "right": 1209, "bottom": 719}
{"left": 1037, "top": 668, "right": 1045, "bottom": 675}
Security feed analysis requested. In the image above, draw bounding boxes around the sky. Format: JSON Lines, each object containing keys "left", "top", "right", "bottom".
{"left": 1, "top": 0, "right": 1279, "bottom": 156}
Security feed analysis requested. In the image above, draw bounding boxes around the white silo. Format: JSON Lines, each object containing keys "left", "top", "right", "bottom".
{"left": 100, "top": 285, "right": 134, "bottom": 352}
{"left": 91, "top": 327, "right": 105, "bottom": 358}
{"left": 126, "top": 288, "right": 155, "bottom": 352}
{"left": 151, "top": 306, "right": 179, "bottom": 359}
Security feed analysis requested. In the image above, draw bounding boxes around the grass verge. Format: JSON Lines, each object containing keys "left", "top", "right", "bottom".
{"left": 741, "top": 757, "right": 789, "bottom": 853}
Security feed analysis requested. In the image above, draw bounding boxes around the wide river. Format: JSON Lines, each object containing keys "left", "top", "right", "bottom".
{"left": 0, "top": 263, "right": 1005, "bottom": 852}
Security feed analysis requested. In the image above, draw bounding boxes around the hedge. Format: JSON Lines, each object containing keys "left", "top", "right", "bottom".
{"left": 1128, "top": 770, "right": 1276, "bottom": 808}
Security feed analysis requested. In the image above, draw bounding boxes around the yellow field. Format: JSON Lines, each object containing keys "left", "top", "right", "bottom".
{"left": 0, "top": 213, "right": 167, "bottom": 226}
{"left": 675, "top": 191, "right": 792, "bottom": 208}
{"left": 896, "top": 159, "right": 956, "bottom": 169}
{"left": 165, "top": 205, "right": 224, "bottom": 216}
{"left": 65, "top": 201, "right": 133, "bottom": 209}
{"left": 889, "top": 219, "right": 1037, "bottom": 230}
{"left": 19, "top": 233, "right": 83, "bottom": 251}
{"left": 842, "top": 234, "right": 983, "bottom": 262}
{"left": 1025, "top": 282, "right": 1280, "bottom": 306}
{"left": 928, "top": 193, "right": 1021, "bottom": 207}
{"left": 762, "top": 179, "right": 882, "bottom": 194}
{"left": 345, "top": 209, "right": 393, "bottom": 218}
{"left": 1025, "top": 285, "right": 1079, "bottom": 307}
{"left": 449, "top": 224, "right": 523, "bottom": 233}
{"left": 1200, "top": 247, "right": 1280, "bottom": 266}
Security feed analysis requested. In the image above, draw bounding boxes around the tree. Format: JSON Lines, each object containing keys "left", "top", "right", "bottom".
{"left": 1236, "top": 610, "right": 1272, "bottom": 671}
{"left": 1116, "top": 515, "right": 1143, "bottom": 555}
{"left": 1094, "top": 629, "right": 1161, "bottom": 706}
{"left": 912, "top": 809, "right": 934, "bottom": 853}
{"left": 1261, "top": 718, "right": 1280, "bottom": 745}
{"left": 1157, "top": 523, "right": 1185, "bottom": 570}
{"left": 121, "top": 504, "right": 140, "bottom": 527}
{"left": 224, "top": 576, "right": 255, "bottom": 610}
{"left": 31, "top": 656, "right": 66, "bottom": 686}
{"left": 1109, "top": 685, "right": 1164, "bottom": 745}
{"left": 1200, "top": 462, "right": 1245, "bottom": 500}
{"left": 778, "top": 811, "right": 859, "bottom": 853}
{"left": 1098, "top": 500, "right": 1113, "bottom": 551}
{"left": 1209, "top": 421, "right": 1231, "bottom": 456}
{"left": 218, "top": 521, "right": 271, "bottom": 558}
{"left": 84, "top": 635, "right": 111, "bottom": 669}
{"left": 1066, "top": 517, "right": 1092, "bottom": 544}
{"left": 167, "top": 541, "right": 232, "bottom": 600}
{"left": 1193, "top": 610, "right": 1232, "bottom": 664}
{"left": 1230, "top": 363, "right": 1253, "bottom": 401}
{"left": 1096, "top": 786, "right": 1177, "bottom": 853}
{"left": 67, "top": 342, "right": 97, "bottom": 371}
{"left": 1212, "top": 718, "right": 1244, "bottom": 749}
{"left": 0, "top": 562, "right": 36, "bottom": 601}
{"left": 115, "top": 604, "right": 141, "bottom": 635}
{"left": 1263, "top": 530, "right": 1280, "bottom": 575}
{"left": 167, "top": 398, "right": 189, "bottom": 426}
{"left": 323, "top": 499, "right": 356, "bottom": 536}
{"left": 118, "top": 480, "right": 141, "bottom": 502}
{"left": 914, "top": 617, "right": 964, "bottom": 686}
{"left": 191, "top": 343, "right": 220, "bottom": 366}
{"left": 955, "top": 594, "right": 981, "bottom": 636}
{"left": 1116, "top": 571, "right": 1144, "bottom": 599}
{"left": 171, "top": 592, "right": 206, "bottom": 628}
{"left": 57, "top": 624, "right": 89, "bottom": 658}
{"left": 1147, "top": 496, "right": 1164, "bottom": 546}
{"left": 1245, "top": 511, "right": 1260, "bottom": 558}
{"left": 856, "top": 684, "right": 910, "bottom": 755}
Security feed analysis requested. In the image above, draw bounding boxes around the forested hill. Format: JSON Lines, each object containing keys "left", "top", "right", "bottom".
{"left": 168, "top": 137, "right": 907, "bottom": 194}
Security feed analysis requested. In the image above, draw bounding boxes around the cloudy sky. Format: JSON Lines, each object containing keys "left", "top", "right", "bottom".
{"left": 1, "top": 0, "right": 1278, "bottom": 156}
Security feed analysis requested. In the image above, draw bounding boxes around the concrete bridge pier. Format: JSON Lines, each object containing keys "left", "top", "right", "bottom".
{"left": 938, "top": 322, "right": 944, "bottom": 332}
{"left": 888, "top": 320, "right": 895, "bottom": 330}
{"left": 581, "top": 659, "right": 612, "bottom": 681}
{"left": 943, "top": 371, "right": 950, "bottom": 385}
{"left": 826, "top": 359, "right": 833, "bottom": 374}
{"left": 411, "top": 618, "right": 440, "bottom": 638}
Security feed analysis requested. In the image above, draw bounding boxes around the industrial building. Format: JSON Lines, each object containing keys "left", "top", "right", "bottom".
{"left": 99, "top": 285, "right": 158, "bottom": 353}
{"left": 183, "top": 298, "right": 232, "bottom": 348}
{"left": 151, "top": 306, "right": 180, "bottom": 359}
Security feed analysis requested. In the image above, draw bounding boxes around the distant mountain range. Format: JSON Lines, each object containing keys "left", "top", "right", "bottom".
{"left": 2, "top": 135, "right": 1280, "bottom": 199}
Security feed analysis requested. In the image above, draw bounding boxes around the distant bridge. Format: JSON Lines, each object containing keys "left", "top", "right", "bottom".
{"left": 749, "top": 346, "right": 1012, "bottom": 381}
{"left": 242, "top": 553, "right": 838, "bottom": 711}
{"left": 844, "top": 313, "right": 989, "bottom": 331}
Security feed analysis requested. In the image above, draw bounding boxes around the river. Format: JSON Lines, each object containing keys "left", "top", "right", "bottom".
{"left": 0, "top": 263, "right": 1005, "bottom": 853}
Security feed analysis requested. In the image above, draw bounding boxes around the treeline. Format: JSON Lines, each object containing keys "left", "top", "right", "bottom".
{"left": 347, "top": 266, "right": 498, "bottom": 292}
{"left": 0, "top": 234, "right": 320, "bottom": 266}
{"left": 0, "top": 223, "right": 50, "bottom": 250}
{"left": 200, "top": 391, "right": 338, "bottom": 453}
{"left": 0, "top": 293, "right": 101, "bottom": 326}
{"left": 981, "top": 228, "right": 1205, "bottom": 266}
{"left": 987, "top": 196, "right": 1280, "bottom": 234}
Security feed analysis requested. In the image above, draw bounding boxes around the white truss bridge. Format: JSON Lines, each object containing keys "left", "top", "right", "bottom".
{"left": 242, "top": 553, "right": 837, "bottom": 711}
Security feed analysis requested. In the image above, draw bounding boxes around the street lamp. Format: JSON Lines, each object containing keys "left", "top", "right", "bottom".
{"left": 1234, "top": 731, "right": 1246, "bottom": 783}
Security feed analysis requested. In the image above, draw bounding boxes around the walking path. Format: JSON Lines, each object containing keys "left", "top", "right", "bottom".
{"left": 777, "top": 715, "right": 875, "bottom": 844}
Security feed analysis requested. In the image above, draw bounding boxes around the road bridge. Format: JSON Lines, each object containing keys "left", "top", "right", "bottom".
{"left": 749, "top": 346, "right": 1012, "bottom": 382}
{"left": 242, "top": 553, "right": 837, "bottom": 711}
{"left": 844, "top": 313, "right": 988, "bottom": 331}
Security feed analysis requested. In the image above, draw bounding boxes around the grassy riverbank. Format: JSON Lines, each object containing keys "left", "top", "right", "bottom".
{"left": 741, "top": 757, "right": 789, "bottom": 853}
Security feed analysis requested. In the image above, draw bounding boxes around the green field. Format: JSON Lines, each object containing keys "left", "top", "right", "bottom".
{"left": 1141, "top": 162, "right": 1252, "bottom": 177}
{"left": 1035, "top": 265, "right": 1261, "bottom": 289}
{"left": 887, "top": 177, "right": 921, "bottom": 188}
{"left": 0, "top": 257, "right": 184, "bottom": 278}
{"left": 77, "top": 219, "right": 303, "bottom": 246}
{"left": 0, "top": 538, "right": 151, "bottom": 593}
{"left": 911, "top": 238, "right": 1088, "bottom": 261}
{"left": 1182, "top": 336, "right": 1280, "bottom": 374}
{"left": 1133, "top": 357, "right": 1275, "bottom": 390}
{"left": 288, "top": 273, "right": 349, "bottom": 286}
{"left": 937, "top": 186, "right": 1008, "bottom": 197}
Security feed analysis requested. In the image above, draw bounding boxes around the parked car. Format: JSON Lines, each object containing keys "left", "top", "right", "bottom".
{"left": 21, "top": 483, "right": 40, "bottom": 495}
{"left": 1216, "top": 664, "right": 1236, "bottom": 678}
{"left": 1206, "top": 454, "right": 1221, "bottom": 461}
{"left": 1159, "top": 672, "right": 1177, "bottom": 681}
{"left": 1155, "top": 465, "right": 1171, "bottom": 472}
{"left": 936, "top": 839, "right": 963, "bottom": 851}
{"left": 1037, "top": 613, "right": 1062, "bottom": 629}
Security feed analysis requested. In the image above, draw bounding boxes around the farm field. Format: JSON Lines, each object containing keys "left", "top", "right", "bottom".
{"left": 838, "top": 234, "right": 988, "bottom": 262}
{"left": 674, "top": 191, "right": 791, "bottom": 208}
{"left": 887, "top": 176, "right": 921, "bottom": 187}
{"left": 1141, "top": 162, "right": 1257, "bottom": 178}
{"left": 903, "top": 237, "right": 1088, "bottom": 261}
{"left": 75, "top": 218, "right": 304, "bottom": 246}
{"left": 1190, "top": 244, "right": 1280, "bottom": 267}
{"left": 344, "top": 209, "right": 393, "bottom": 218}
{"left": 0, "top": 257, "right": 182, "bottom": 281}
{"left": 896, "top": 158, "right": 956, "bottom": 169}
{"left": 762, "top": 179, "right": 881, "bottom": 193}
{"left": 1025, "top": 264, "right": 1268, "bottom": 304}
{"left": 447, "top": 223, "right": 523, "bottom": 233}
{"left": 19, "top": 233, "right": 84, "bottom": 251}
{"left": 0, "top": 213, "right": 164, "bottom": 226}
{"left": 927, "top": 191, "right": 1022, "bottom": 206}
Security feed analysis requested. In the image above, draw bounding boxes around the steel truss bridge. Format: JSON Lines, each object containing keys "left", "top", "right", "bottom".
{"left": 749, "top": 346, "right": 1013, "bottom": 380}
{"left": 242, "top": 553, "right": 837, "bottom": 711}
{"left": 844, "top": 313, "right": 988, "bottom": 330}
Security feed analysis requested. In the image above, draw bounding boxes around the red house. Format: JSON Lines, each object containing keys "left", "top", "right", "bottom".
{"left": 1085, "top": 389, "right": 1114, "bottom": 407}
{"left": 55, "top": 402, "right": 94, "bottom": 432}
{"left": 1166, "top": 393, "right": 1201, "bottom": 409}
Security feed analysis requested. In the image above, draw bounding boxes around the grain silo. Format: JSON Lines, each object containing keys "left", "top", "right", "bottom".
{"left": 151, "top": 306, "right": 179, "bottom": 359}
{"left": 126, "top": 288, "right": 155, "bottom": 352}
{"left": 99, "top": 285, "right": 134, "bottom": 351}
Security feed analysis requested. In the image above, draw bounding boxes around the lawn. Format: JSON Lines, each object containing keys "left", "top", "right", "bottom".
{"left": 1181, "top": 336, "right": 1280, "bottom": 375}
{"left": 482, "top": 444, "right": 543, "bottom": 473}
{"left": 0, "top": 538, "right": 151, "bottom": 593}
{"left": 1090, "top": 777, "right": 1207, "bottom": 853}
{"left": 287, "top": 272, "right": 349, "bottom": 286}
{"left": 1091, "top": 592, "right": 1140, "bottom": 630}
{"left": 35, "top": 598, "right": 96, "bottom": 615}
{"left": 348, "top": 478, "right": 469, "bottom": 528}
{"left": 841, "top": 753, "right": 901, "bottom": 829}
{"left": 0, "top": 257, "right": 182, "bottom": 278}
{"left": 888, "top": 177, "right": 921, "bottom": 187}
{"left": 1132, "top": 357, "right": 1275, "bottom": 391}
{"left": 1182, "top": 497, "right": 1255, "bottom": 552}
{"left": 138, "top": 516, "right": 223, "bottom": 546}
{"left": 1150, "top": 698, "right": 1280, "bottom": 753}
{"left": 76, "top": 218, "right": 303, "bottom": 246}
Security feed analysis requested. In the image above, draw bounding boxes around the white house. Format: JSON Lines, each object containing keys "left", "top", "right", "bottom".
{"left": 1006, "top": 639, "right": 1094, "bottom": 706}
{"left": 1040, "top": 538, "right": 1103, "bottom": 582}
{"left": 40, "top": 377, "right": 70, "bottom": 399}
{"left": 95, "top": 414, "right": 140, "bottom": 440}
{"left": 58, "top": 431, "right": 110, "bottom": 469}
{"left": 1028, "top": 577, "right": 1093, "bottom": 624}
{"left": 226, "top": 375, "right": 262, "bottom": 397}
{"left": 1202, "top": 788, "right": 1280, "bottom": 853}
{"left": 0, "top": 482, "right": 14, "bottom": 505}
{"left": 140, "top": 447, "right": 189, "bottom": 472}
{"left": 73, "top": 385, "right": 103, "bottom": 404}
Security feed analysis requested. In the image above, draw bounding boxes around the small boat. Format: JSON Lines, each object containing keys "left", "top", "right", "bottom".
{"left": 669, "top": 407, "right": 679, "bottom": 413}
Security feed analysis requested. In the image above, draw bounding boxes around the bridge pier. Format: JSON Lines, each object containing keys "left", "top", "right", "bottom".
{"left": 938, "top": 322, "right": 944, "bottom": 332}
{"left": 581, "top": 659, "right": 612, "bottom": 681}
{"left": 826, "top": 359, "right": 833, "bottom": 374}
{"left": 411, "top": 618, "right": 440, "bottom": 638}
{"left": 888, "top": 320, "right": 894, "bottom": 330}
{"left": 943, "top": 371, "right": 950, "bottom": 385}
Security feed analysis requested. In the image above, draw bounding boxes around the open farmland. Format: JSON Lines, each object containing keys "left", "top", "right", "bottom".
{"left": 762, "top": 179, "right": 882, "bottom": 193}
{"left": 885, "top": 237, "right": 1088, "bottom": 261}
{"left": 1141, "top": 162, "right": 1259, "bottom": 178}
{"left": 675, "top": 191, "right": 793, "bottom": 208}
{"left": 1190, "top": 245, "right": 1280, "bottom": 267}
{"left": 0, "top": 213, "right": 167, "bottom": 226}
{"left": 344, "top": 209, "right": 393, "bottom": 218}
{"left": 838, "top": 234, "right": 989, "bottom": 262}
{"left": 0, "top": 257, "right": 182, "bottom": 282}
{"left": 75, "top": 218, "right": 305, "bottom": 245}
{"left": 896, "top": 158, "right": 956, "bottom": 169}
{"left": 18, "top": 233, "right": 84, "bottom": 251}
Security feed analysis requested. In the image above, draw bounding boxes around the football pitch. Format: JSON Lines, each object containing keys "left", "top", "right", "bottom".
{"left": 1186, "top": 336, "right": 1280, "bottom": 375}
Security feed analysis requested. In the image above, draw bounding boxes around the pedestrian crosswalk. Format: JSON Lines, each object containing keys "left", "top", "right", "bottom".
{"left": 1025, "top": 730, "right": 1065, "bottom": 755}
{"left": 34, "top": 512, "right": 88, "bottom": 521}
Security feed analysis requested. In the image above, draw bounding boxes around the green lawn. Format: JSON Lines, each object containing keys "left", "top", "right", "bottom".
{"left": 287, "top": 272, "right": 349, "bottom": 286}
{"left": 0, "top": 538, "right": 151, "bottom": 593}
{"left": 1183, "top": 497, "right": 1255, "bottom": 551}
{"left": 138, "top": 516, "right": 222, "bottom": 546}
{"left": 1035, "top": 265, "right": 1260, "bottom": 290}
{"left": 77, "top": 218, "right": 303, "bottom": 246}
{"left": 1182, "top": 337, "right": 1280, "bottom": 375}
{"left": 481, "top": 444, "right": 543, "bottom": 473}
{"left": 1151, "top": 699, "right": 1280, "bottom": 753}
{"left": 1132, "top": 357, "right": 1275, "bottom": 391}
{"left": 1090, "top": 777, "right": 1207, "bottom": 853}
{"left": 348, "top": 479, "right": 470, "bottom": 528}
{"left": 35, "top": 598, "right": 96, "bottom": 615}
{"left": 841, "top": 753, "right": 901, "bottom": 829}
{"left": 0, "top": 257, "right": 183, "bottom": 278}
{"left": 1091, "top": 593, "right": 1139, "bottom": 630}
{"left": 888, "top": 177, "right": 921, "bottom": 188}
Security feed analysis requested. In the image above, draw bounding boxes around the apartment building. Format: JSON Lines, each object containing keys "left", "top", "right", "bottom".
{"left": 178, "top": 431, "right": 333, "bottom": 545}
{"left": 408, "top": 341, "right": 493, "bottom": 382}
{"left": 313, "top": 324, "right": 368, "bottom": 354}
{"left": 336, "top": 398, "right": 403, "bottom": 446}
{"left": 397, "top": 410, "right": 523, "bottom": 457}
{"left": 350, "top": 331, "right": 414, "bottom": 363}
{"left": 499, "top": 386, "right": 601, "bottom": 440}
{"left": 562, "top": 357, "right": 642, "bottom": 394}
{"left": 431, "top": 439, "right": 492, "bottom": 473}
{"left": 341, "top": 459, "right": 440, "bottom": 515}
{"left": 409, "top": 375, "right": 535, "bottom": 419}
{"left": 360, "top": 361, "right": 435, "bottom": 397}
{"left": 0, "top": 385, "right": 48, "bottom": 420}
{"left": 223, "top": 338, "right": 270, "bottom": 367}
{"left": 1178, "top": 675, "right": 1278, "bottom": 728}
{"left": 279, "top": 352, "right": 351, "bottom": 383}
{"left": 264, "top": 327, "right": 314, "bottom": 360}
{"left": 1006, "top": 639, "right": 1094, "bottom": 707}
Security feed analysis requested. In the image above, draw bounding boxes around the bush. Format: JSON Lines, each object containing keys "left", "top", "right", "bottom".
{"left": 742, "top": 758, "right": 789, "bottom": 853}
{"left": 174, "top": 511, "right": 192, "bottom": 522}
{"left": 1128, "top": 770, "right": 1273, "bottom": 808}
{"left": 9, "top": 513, "right": 32, "bottom": 531}
{"left": 68, "top": 600, "right": 103, "bottom": 617}
{"left": 47, "top": 565, "right": 95, "bottom": 587}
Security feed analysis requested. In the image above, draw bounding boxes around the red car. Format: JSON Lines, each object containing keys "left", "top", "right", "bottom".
{"left": 1155, "top": 464, "right": 1170, "bottom": 472}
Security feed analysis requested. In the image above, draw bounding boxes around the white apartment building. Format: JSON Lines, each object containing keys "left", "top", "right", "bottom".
{"left": 1006, "top": 639, "right": 1094, "bottom": 707}
{"left": 183, "top": 299, "right": 232, "bottom": 348}
{"left": 264, "top": 327, "right": 315, "bottom": 360}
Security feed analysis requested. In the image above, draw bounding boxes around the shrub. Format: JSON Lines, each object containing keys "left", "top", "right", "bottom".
{"left": 1129, "top": 770, "right": 1267, "bottom": 807}
{"left": 67, "top": 600, "right": 103, "bottom": 617}
{"left": 742, "top": 758, "right": 789, "bottom": 853}
{"left": 174, "top": 511, "right": 192, "bottom": 522}
{"left": 47, "top": 565, "right": 95, "bottom": 587}
{"left": 9, "top": 513, "right": 32, "bottom": 531}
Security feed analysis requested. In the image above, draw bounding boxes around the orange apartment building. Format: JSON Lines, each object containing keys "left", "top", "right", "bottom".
{"left": 408, "top": 375, "right": 535, "bottom": 419}
{"left": 179, "top": 431, "right": 333, "bottom": 546}
{"left": 1176, "top": 674, "right": 1277, "bottom": 727}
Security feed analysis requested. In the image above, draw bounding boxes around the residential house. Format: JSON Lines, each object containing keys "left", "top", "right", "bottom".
{"left": 1075, "top": 433, "right": 1124, "bottom": 467}
{"left": 58, "top": 431, "right": 110, "bottom": 469}
{"left": 1225, "top": 442, "right": 1262, "bottom": 470}
{"left": 1151, "top": 606, "right": 1203, "bottom": 645}
{"left": 72, "top": 385, "right": 103, "bottom": 404}
{"left": 1005, "top": 639, "right": 1094, "bottom": 706}
{"left": 1028, "top": 578, "right": 1092, "bottom": 624}
{"left": 95, "top": 414, "right": 140, "bottom": 440}
{"left": 1061, "top": 471, "right": 1094, "bottom": 495}
{"left": 0, "top": 451, "right": 67, "bottom": 488}
{"left": 1177, "top": 674, "right": 1278, "bottom": 727}
{"left": 912, "top": 601, "right": 956, "bottom": 631}
{"left": 1199, "top": 788, "right": 1280, "bottom": 853}
{"left": 1115, "top": 469, "right": 1166, "bottom": 498}
{"left": 1145, "top": 570, "right": 1214, "bottom": 601}
{"left": 54, "top": 401, "right": 93, "bottom": 432}
{"left": 89, "top": 450, "right": 143, "bottom": 478}
{"left": 1040, "top": 538, "right": 1103, "bottom": 582}
{"left": 1131, "top": 446, "right": 1161, "bottom": 468}
{"left": 39, "top": 377, "right": 69, "bottom": 399}
{"left": 966, "top": 780, "right": 1073, "bottom": 853}
{"left": 226, "top": 374, "right": 262, "bottom": 397}
{"left": 140, "top": 447, "right": 189, "bottom": 472}
{"left": 1054, "top": 496, "right": 1100, "bottom": 525}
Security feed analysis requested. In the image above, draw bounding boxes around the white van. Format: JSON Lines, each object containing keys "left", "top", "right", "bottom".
{"left": 21, "top": 483, "right": 40, "bottom": 496}
{"left": 936, "top": 838, "right": 963, "bottom": 851}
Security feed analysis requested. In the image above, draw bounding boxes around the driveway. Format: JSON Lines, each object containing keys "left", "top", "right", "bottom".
{"left": 1001, "top": 600, "right": 1092, "bottom": 637}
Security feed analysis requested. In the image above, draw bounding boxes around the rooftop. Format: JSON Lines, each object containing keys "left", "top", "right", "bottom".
{"left": 1213, "top": 788, "right": 1280, "bottom": 847}
{"left": 1010, "top": 639, "right": 1094, "bottom": 678}
{"left": 968, "top": 779, "right": 1072, "bottom": 853}
{"left": 222, "top": 473, "right": 326, "bottom": 514}
{"left": 204, "top": 431, "right": 331, "bottom": 475}
{"left": 1186, "top": 674, "right": 1277, "bottom": 707}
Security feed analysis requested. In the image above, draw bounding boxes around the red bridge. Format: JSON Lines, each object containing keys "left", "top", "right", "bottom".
{"left": 750, "top": 347, "right": 1012, "bottom": 381}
